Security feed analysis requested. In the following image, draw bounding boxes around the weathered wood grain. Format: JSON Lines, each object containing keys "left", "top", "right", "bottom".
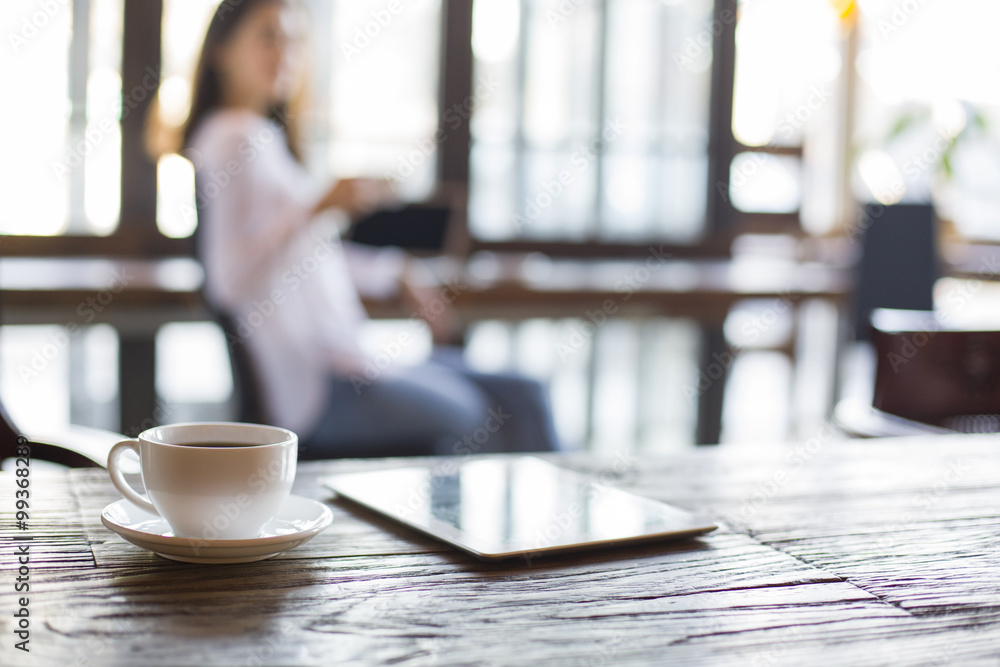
{"left": 3, "top": 436, "right": 1000, "bottom": 665}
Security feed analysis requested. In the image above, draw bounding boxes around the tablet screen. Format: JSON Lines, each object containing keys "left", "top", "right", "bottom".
{"left": 324, "top": 456, "right": 717, "bottom": 561}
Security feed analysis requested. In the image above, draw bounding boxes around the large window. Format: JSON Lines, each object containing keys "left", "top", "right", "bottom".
{"left": 730, "top": 0, "right": 841, "bottom": 218}
{"left": 153, "top": 0, "right": 443, "bottom": 239}
{"left": 853, "top": 0, "right": 1000, "bottom": 241}
{"left": 155, "top": 0, "right": 218, "bottom": 239}
{"left": 1, "top": 0, "right": 441, "bottom": 243}
{"left": 326, "top": 0, "right": 441, "bottom": 198}
{"left": 1, "top": 0, "right": 123, "bottom": 236}
{"left": 0, "top": 0, "right": 448, "bottom": 439}
{"left": 469, "top": 0, "right": 715, "bottom": 243}
{"left": 0, "top": 0, "right": 856, "bottom": 450}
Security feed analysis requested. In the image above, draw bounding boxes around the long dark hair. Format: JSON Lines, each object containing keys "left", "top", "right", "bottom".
{"left": 180, "top": 0, "right": 304, "bottom": 161}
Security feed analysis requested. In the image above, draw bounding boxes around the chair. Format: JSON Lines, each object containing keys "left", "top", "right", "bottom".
{"left": 190, "top": 178, "right": 441, "bottom": 447}
{"left": 0, "top": 393, "right": 121, "bottom": 468}
{"left": 869, "top": 308, "right": 1000, "bottom": 433}
{"left": 850, "top": 203, "right": 939, "bottom": 341}
{"left": 212, "top": 309, "right": 269, "bottom": 425}
{"left": 835, "top": 203, "right": 942, "bottom": 436}
{"left": 191, "top": 184, "right": 555, "bottom": 456}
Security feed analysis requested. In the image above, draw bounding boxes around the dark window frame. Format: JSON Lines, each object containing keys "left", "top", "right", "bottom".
{"left": 4, "top": 0, "right": 763, "bottom": 260}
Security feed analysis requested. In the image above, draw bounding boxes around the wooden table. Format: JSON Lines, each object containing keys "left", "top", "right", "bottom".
{"left": 3, "top": 434, "right": 1000, "bottom": 665}
{"left": 1, "top": 255, "right": 849, "bottom": 444}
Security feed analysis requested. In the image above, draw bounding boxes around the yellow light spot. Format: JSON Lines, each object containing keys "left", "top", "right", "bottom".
{"left": 829, "top": 0, "right": 856, "bottom": 21}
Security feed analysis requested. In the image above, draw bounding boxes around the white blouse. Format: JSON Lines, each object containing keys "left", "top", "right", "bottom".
{"left": 188, "top": 108, "right": 402, "bottom": 435}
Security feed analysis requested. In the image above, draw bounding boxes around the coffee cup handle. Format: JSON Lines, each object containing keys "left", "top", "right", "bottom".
{"left": 108, "top": 439, "right": 159, "bottom": 515}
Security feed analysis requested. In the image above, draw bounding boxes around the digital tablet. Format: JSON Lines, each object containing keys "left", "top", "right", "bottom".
{"left": 323, "top": 456, "right": 717, "bottom": 561}
{"left": 350, "top": 204, "right": 451, "bottom": 251}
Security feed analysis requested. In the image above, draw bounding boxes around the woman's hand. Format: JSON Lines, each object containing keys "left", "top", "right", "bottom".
{"left": 398, "top": 260, "right": 462, "bottom": 346}
{"left": 312, "top": 177, "right": 397, "bottom": 220}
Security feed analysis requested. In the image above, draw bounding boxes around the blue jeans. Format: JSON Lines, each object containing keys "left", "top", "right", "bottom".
{"left": 299, "top": 348, "right": 560, "bottom": 459}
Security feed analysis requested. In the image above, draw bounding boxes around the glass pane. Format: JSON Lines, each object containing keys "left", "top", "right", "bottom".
{"left": 0, "top": 0, "right": 123, "bottom": 236}
{"left": 728, "top": 0, "right": 842, "bottom": 233}
{"left": 0, "top": 2, "right": 72, "bottom": 235}
{"left": 84, "top": 0, "right": 123, "bottom": 234}
{"left": 591, "top": 320, "right": 640, "bottom": 452}
{"left": 157, "top": 1, "right": 442, "bottom": 230}
{"left": 0, "top": 326, "right": 71, "bottom": 433}
{"left": 156, "top": 322, "right": 233, "bottom": 404}
{"left": 522, "top": 150, "right": 593, "bottom": 239}
{"left": 522, "top": 0, "right": 598, "bottom": 149}
{"left": 605, "top": 0, "right": 660, "bottom": 147}
{"left": 469, "top": 144, "right": 517, "bottom": 240}
{"left": 732, "top": 0, "right": 841, "bottom": 147}
{"left": 469, "top": 0, "right": 521, "bottom": 240}
{"left": 854, "top": 0, "right": 1000, "bottom": 240}
{"left": 600, "top": 0, "right": 713, "bottom": 240}
{"left": 659, "top": 153, "right": 708, "bottom": 241}
{"left": 160, "top": 0, "right": 219, "bottom": 90}
{"left": 729, "top": 153, "right": 802, "bottom": 213}
{"left": 157, "top": 0, "right": 220, "bottom": 238}
{"left": 329, "top": 0, "right": 441, "bottom": 200}
{"left": 470, "top": 0, "right": 713, "bottom": 242}
{"left": 157, "top": 153, "right": 197, "bottom": 238}
{"left": 600, "top": 153, "right": 655, "bottom": 239}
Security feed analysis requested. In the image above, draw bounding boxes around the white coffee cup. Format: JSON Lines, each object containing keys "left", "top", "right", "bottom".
{"left": 107, "top": 422, "right": 298, "bottom": 540}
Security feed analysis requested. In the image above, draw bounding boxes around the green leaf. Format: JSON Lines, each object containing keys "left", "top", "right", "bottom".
{"left": 940, "top": 151, "right": 953, "bottom": 179}
{"left": 887, "top": 112, "right": 919, "bottom": 140}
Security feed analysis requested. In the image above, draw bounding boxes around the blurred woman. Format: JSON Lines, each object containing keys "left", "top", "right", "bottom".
{"left": 176, "top": 0, "right": 559, "bottom": 458}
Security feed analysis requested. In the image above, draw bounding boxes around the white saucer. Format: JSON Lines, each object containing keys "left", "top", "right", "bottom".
{"left": 101, "top": 494, "right": 334, "bottom": 564}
